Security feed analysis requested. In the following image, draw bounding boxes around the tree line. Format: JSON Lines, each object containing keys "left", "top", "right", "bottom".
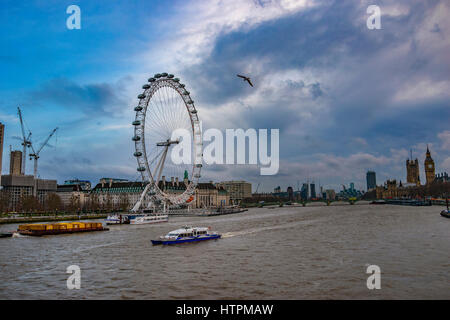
{"left": 0, "top": 191, "right": 130, "bottom": 214}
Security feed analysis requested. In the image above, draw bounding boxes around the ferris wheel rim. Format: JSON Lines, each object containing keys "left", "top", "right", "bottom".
{"left": 132, "top": 74, "right": 202, "bottom": 205}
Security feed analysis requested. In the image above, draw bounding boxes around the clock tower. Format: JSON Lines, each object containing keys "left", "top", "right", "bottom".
{"left": 424, "top": 145, "right": 435, "bottom": 185}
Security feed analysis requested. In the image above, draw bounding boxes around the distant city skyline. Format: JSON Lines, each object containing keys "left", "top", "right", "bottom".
{"left": 1, "top": 0, "right": 449, "bottom": 192}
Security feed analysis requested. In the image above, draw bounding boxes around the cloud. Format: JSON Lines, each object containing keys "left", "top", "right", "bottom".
{"left": 145, "top": 0, "right": 316, "bottom": 68}
{"left": 438, "top": 131, "right": 450, "bottom": 150}
{"left": 393, "top": 79, "right": 450, "bottom": 103}
{"left": 442, "top": 157, "right": 450, "bottom": 172}
{"left": 29, "top": 77, "right": 132, "bottom": 118}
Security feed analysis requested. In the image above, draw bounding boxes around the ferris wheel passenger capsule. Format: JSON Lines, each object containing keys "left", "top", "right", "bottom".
{"left": 167, "top": 74, "right": 174, "bottom": 78}
{"left": 142, "top": 84, "right": 150, "bottom": 89}
{"left": 161, "top": 72, "right": 168, "bottom": 77}
{"left": 138, "top": 94, "right": 146, "bottom": 99}
{"left": 134, "top": 152, "right": 142, "bottom": 157}
{"left": 132, "top": 136, "right": 141, "bottom": 141}
{"left": 154, "top": 73, "right": 162, "bottom": 78}
{"left": 132, "top": 120, "right": 141, "bottom": 126}
{"left": 134, "top": 106, "right": 143, "bottom": 111}
{"left": 137, "top": 167, "right": 146, "bottom": 172}
{"left": 148, "top": 78, "right": 156, "bottom": 82}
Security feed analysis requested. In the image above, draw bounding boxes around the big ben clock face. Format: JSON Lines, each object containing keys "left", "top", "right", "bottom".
{"left": 428, "top": 164, "right": 433, "bottom": 169}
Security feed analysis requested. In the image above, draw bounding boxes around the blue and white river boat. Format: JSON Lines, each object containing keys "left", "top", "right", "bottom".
{"left": 151, "top": 226, "right": 221, "bottom": 245}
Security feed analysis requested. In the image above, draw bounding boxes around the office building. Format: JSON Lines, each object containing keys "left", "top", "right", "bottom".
{"left": 216, "top": 180, "right": 251, "bottom": 205}
{"left": 310, "top": 183, "right": 316, "bottom": 199}
{"left": 10, "top": 150, "right": 23, "bottom": 176}
{"left": 0, "top": 123, "right": 4, "bottom": 187}
{"left": 287, "top": 186, "right": 294, "bottom": 201}
{"left": 1, "top": 174, "right": 57, "bottom": 210}
{"left": 300, "top": 183, "right": 308, "bottom": 201}
{"left": 366, "top": 171, "right": 376, "bottom": 190}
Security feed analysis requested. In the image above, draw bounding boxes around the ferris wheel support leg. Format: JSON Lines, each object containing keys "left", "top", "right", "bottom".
{"left": 131, "top": 183, "right": 152, "bottom": 212}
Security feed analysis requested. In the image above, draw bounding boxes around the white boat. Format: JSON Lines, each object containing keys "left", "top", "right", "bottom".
{"left": 129, "top": 214, "right": 169, "bottom": 225}
{"left": 105, "top": 214, "right": 129, "bottom": 225}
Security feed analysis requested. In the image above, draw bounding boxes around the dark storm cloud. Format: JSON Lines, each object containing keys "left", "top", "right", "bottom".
{"left": 29, "top": 78, "right": 130, "bottom": 117}
{"left": 182, "top": 0, "right": 422, "bottom": 105}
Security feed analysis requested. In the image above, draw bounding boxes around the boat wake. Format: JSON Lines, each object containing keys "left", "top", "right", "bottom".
{"left": 72, "top": 241, "right": 123, "bottom": 253}
{"left": 12, "top": 232, "right": 25, "bottom": 238}
{"left": 222, "top": 219, "right": 318, "bottom": 238}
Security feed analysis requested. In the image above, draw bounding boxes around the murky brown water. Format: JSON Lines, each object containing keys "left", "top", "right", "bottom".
{"left": 1, "top": 203, "right": 449, "bottom": 299}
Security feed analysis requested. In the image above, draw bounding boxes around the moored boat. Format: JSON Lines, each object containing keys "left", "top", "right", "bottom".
{"left": 105, "top": 214, "right": 130, "bottom": 225}
{"left": 441, "top": 209, "right": 450, "bottom": 218}
{"left": 441, "top": 199, "right": 450, "bottom": 218}
{"left": 130, "top": 214, "right": 168, "bottom": 225}
{"left": 151, "top": 226, "right": 221, "bottom": 245}
{"left": 0, "top": 232, "right": 13, "bottom": 238}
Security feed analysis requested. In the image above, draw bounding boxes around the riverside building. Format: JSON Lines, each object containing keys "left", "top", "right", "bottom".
{"left": 216, "top": 180, "right": 252, "bottom": 205}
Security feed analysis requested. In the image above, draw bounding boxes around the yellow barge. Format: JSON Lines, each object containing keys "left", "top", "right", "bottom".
{"left": 18, "top": 222, "right": 108, "bottom": 237}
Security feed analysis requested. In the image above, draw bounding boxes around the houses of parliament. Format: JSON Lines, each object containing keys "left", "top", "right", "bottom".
{"left": 376, "top": 146, "right": 449, "bottom": 199}
{"left": 406, "top": 146, "right": 436, "bottom": 186}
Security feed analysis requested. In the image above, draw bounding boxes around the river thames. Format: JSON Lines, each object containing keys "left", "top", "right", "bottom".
{"left": 0, "top": 203, "right": 449, "bottom": 299}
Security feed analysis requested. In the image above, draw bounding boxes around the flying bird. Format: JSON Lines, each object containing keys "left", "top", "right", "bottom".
{"left": 237, "top": 74, "right": 253, "bottom": 87}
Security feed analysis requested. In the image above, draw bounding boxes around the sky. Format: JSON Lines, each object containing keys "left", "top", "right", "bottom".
{"left": 0, "top": 0, "right": 449, "bottom": 193}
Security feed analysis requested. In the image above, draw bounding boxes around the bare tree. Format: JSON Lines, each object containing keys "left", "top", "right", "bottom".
{"left": 0, "top": 190, "right": 10, "bottom": 214}
{"left": 68, "top": 194, "right": 80, "bottom": 213}
{"left": 88, "top": 193, "right": 100, "bottom": 212}
{"left": 119, "top": 193, "right": 130, "bottom": 212}
{"left": 20, "top": 195, "right": 40, "bottom": 213}
{"left": 46, "top": 193, "right": 62, "bottom": 212}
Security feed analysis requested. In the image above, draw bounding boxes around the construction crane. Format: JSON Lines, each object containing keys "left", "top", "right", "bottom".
{"left": 17, "top": 107, "right": 32, "bottom": 174}
{"left": 255, "top": 182, "right": 261, "bottom": 194}
{"left": 29, "top": 127, "right": 58, "bottom": 196}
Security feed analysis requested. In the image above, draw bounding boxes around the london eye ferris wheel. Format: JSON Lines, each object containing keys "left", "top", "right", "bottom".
{"left": 131, "top": 73, "right": 202, "bottom": 211}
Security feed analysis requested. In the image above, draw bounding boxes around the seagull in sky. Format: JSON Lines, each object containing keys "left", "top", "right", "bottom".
{"left": 237, "top": 74, "right": 254, "bottom": 87}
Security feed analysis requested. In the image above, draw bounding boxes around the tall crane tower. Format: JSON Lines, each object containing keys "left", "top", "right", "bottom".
{"left": 29, "top": 127, "right": 58, "bottom": 196}
{"left": 17, "top": 107, "right": 32, "bottom": 174}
